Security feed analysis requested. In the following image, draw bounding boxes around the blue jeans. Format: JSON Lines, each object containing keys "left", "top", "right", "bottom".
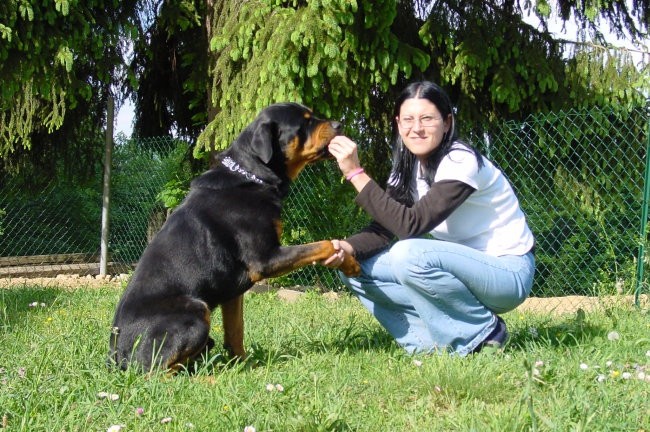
{"left": 339, "top": 239, "right": 535, "bottom": 356}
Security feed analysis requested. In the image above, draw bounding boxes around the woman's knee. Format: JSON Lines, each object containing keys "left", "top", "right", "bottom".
{"left": 389, "top": 240, "right": 422, "bottom": 266}
{"left": 389, "top": 239, "right": 431, "bottom": 283}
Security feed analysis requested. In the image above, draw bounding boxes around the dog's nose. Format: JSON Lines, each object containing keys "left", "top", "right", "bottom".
{"left": 331, "top": 121, "right": 342, "bottom": 132}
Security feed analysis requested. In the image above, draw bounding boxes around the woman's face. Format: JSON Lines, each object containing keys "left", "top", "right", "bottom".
{"left": 396, "top": 98, "right": 451, "bottom": 161}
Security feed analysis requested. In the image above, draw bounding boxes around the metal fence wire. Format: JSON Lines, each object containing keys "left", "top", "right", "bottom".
{"left": 0, "top": 106, "right": 648, "bottom": 307}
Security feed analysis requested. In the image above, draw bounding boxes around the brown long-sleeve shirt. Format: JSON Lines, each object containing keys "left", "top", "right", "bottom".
{"left": 345, "top": 179, "right": 475, "bottom": 259}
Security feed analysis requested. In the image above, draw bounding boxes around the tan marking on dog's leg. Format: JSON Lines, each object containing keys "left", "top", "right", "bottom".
{"left": 221, "top": 295, "right": 246, "bottom": 358}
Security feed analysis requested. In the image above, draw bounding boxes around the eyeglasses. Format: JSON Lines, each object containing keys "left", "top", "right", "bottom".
{"left": 397, "top": 115, "right": 442, "bottom": 128}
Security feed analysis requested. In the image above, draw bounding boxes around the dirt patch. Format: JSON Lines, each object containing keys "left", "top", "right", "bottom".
{"left": 0, "top": 274, "right": 126, "bottom": 290}
{"left": 0, "top": 275, "right": 647, "bottom": 315}
{"left": 517, "top": 294, "right": 648, "bottom": 315}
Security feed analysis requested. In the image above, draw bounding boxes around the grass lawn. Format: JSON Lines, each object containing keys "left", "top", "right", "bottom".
{"left": 1, "top": 281, "right": 648, "bottom": 431}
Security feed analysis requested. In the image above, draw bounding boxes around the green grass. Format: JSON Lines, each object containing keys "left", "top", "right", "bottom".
{"left": 1, "top": 283, "right": 649, "bottom": 431}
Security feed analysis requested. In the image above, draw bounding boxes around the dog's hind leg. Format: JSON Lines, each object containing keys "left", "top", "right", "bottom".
{"left": 220, "top": 294, "right": 246, "bottom": 358}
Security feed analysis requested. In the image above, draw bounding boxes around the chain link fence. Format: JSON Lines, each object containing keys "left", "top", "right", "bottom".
{"left": 0, "top": 106, "right": 648, "bottom": 307}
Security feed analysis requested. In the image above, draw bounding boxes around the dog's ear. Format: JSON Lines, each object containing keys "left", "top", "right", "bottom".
{"left": 250, "top": 120, "right": 276, "bottom": 164}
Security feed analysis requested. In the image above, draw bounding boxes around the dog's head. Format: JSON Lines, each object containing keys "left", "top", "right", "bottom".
{"left": 233, "top": 103, "right": 342, "bottom": 180}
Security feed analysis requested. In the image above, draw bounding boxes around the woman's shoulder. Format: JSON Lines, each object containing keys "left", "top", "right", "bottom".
{"left": 443, "top": 142, "right": 480, "bottom": 165}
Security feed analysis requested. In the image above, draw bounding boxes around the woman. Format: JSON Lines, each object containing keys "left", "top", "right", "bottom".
{"left": 325, "top": 81, "right": 535, "bottom": 355}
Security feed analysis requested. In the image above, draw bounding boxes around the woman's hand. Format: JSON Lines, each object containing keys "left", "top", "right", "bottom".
{"left": 328, "top": 135, "right": 362, "bottom": 178}
{"left": 322, "top": 239, "right": 355, "bottom": 268}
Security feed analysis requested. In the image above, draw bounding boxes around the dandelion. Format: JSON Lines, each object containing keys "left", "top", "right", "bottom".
{"left": 244, "top": 426, "right": 256, "bottom": 432}
{"left": 579, "top": 363, "right": 589, "bottom": 370}
{"left": 607, "top": 331, "right": 620, "bottom": 341}
{"left": 160, "top": 417, "right": 172, "bottom": 424}
{"left": 611, "top": 370, "right": 621, "bottom": 378}
{"left": 412, "top": 359, "right": 423, "bottom": 367}
{"left": 107, "top": 425, "right": 125, "bottom": 432}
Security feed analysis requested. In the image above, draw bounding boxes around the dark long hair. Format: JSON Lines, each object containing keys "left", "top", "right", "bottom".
{"left": 388, "top": 81, "right": 483, "bottom": 206}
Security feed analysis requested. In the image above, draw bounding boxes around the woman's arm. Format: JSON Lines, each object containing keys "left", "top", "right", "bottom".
{"left": 356, "top": 179, "right": 475, "bottom": 239}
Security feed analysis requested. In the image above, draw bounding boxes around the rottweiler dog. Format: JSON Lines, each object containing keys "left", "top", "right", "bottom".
{"left": 109, "top": 103, "right": 361, "bottom": 372}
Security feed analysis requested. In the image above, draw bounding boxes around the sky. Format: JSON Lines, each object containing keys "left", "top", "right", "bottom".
{"left": 114, "top": 9, "right": 648, "bottom": 137}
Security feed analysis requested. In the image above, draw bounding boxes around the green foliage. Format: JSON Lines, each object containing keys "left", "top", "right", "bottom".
{"left": 197, "top": 0, "right": 429, "bottom": 156}
{"left": 0, "top": 0, "right": 138, "bottom": 155}
{"left": 196, "top": 0, "right": 648, "bottom": 160}
{"left": 419, "top": 1, "right": 648, "bottom": 122}
{"left": 565, "top": 46, "right": 650, "bottom": 110}
{"left": 156, "top": 179, "right": 190, "bottom": 210}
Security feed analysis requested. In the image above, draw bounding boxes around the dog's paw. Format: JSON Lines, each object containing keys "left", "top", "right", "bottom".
{"left": 340, "top": 255, "right": 361, "bottom": 277}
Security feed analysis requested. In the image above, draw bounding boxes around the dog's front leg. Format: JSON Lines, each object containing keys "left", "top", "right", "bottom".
{"left": 221, "top": 295, "right": 246, "bottom": 359}
{"left": 261, "top": 241, "right": 361, "bottom": 278}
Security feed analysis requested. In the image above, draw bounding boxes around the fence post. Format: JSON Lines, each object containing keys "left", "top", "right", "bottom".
{"left": 635, "top": 108, "right": 650, "bottom": 306}
{"left": 100, "top": 95, "right": 114, "bottom": 276}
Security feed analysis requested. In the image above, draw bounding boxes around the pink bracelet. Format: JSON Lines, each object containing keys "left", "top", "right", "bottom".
{"left": 346, "top": 168, "right": 365, "bottom": 181}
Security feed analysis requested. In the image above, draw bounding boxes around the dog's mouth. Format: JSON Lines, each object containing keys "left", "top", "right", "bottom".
{"left": 316, "top": 144, "right": 334, "bottom": 160}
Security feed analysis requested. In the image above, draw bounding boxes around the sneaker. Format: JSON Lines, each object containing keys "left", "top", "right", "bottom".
{"left": 472, "top": 316, "right": 509, "bottom": 354}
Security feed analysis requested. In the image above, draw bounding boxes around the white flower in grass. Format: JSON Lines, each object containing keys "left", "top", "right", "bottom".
{"left": 596, "top": 374, "right": 606, "bottom": 383}
{"left": 579, "top": 363, "right": 589, "bottom": 370}
{"left": 265, "top": 383, "right": 284, "bottom": 392}
{"left": 606, "top": 360, "right": 613, "bottom": 367}
{"left": 97, "top": 392, "right": 119, "bottom": 401}
{"left": 244, "top": 426, "right": 256, "bottom": 432}
{"left": 412, "top": 359, "right": 423, "bottom": 367}
{"left": 107, "top": 425, "right": 125, "bottom": 432}
{"left": 646, "top": 350, "right": 650, "bottom": 358}
{"left": 621, "top": 372, "right": 632, "bottom": 380}
{"left": 638, "top": 372, "right": 646, "bottom": 381}
{"left": 160, "top": 417, "right": 172, "bottom": 424}
{"left": 606, "top": 331, "right": 620, "bottom": 341}
{"left": 527, "top": 327, "right": 539, "bottom": 338}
